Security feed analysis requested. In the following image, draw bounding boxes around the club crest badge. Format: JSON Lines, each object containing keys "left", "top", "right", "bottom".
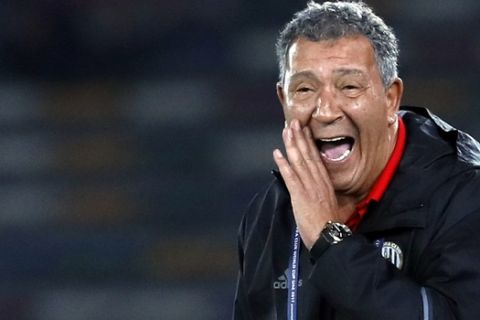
{"left": 380, "top": 241, "right": 404, "bottom": 270}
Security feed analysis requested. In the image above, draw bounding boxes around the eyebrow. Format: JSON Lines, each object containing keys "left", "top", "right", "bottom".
{"left": 288, "top": 68, "right": 367, "bottom": 84}
{"left": 332, "top": 68, "right": 366, "bottom": 77}
{"left": 288, "top": 71, "right": 319, "bottom": 84}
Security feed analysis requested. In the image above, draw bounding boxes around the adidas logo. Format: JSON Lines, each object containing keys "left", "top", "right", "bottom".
{"left": 273, "top": 269, "right": 303, "bottom": 290}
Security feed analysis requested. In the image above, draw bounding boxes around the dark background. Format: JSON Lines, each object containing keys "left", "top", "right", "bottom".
{"left": 0, "top": 0, "right": 478, "bottom": 319}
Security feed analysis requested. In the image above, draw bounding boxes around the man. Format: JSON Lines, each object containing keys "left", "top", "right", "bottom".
{"left": 233, "top": 1, "right": 480, "bottom": 319}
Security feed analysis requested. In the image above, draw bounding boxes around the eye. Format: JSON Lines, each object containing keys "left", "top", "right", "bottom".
{"left": 289, "top": 82, "right": 316, "bottom": 99}
{"left": 341, "top": 83, "right": 363, "bottom": 97}
{"left": 342, "top": 84, "right": 359, "bottom": 90}
{"left": 296, "top": 86, "right": 313, "bottom": 93}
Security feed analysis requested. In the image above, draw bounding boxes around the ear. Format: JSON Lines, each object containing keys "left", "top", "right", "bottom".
{"left": 276, "top": 82, "right": 290, "bottom": 124}
{"left": 276, "top": 82, "right": 286, "bottom": 108}
{"left": 386, "top": 78, "right": 403, "bottom": 120}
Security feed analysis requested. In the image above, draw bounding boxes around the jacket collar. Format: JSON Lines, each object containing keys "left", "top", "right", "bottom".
{"left": 403, "top": 106, "right": 480, "bottom": 166}
{"left": 358, "top": 106, "right": 477, "bottom": 233}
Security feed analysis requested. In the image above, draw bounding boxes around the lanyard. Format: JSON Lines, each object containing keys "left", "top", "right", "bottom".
{"left": 287, "top": 227, "right": 301, "bottom": 320}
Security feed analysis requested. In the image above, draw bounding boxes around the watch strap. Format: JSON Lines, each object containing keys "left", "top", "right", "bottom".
{"left": 309, "top": 221, "right": 352, "bottom": 259}
{"left": 309, "top": 235, "right": 331, "bottom": 259}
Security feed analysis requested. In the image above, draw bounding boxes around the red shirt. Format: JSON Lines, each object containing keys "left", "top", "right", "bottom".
{"left": 345, "top": 117, "right": 407, "bottom": 230}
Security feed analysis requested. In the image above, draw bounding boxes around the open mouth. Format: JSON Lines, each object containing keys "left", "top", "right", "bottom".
{"left": 315, "top": 136, "right": 355, "bottom": 162}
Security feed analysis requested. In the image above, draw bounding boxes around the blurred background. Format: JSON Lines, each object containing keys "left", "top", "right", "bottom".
{"left": 0, "top": 0, "right": 478, "bottom": 319}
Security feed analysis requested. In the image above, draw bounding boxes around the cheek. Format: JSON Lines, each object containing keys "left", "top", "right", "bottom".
{"left": 284, "top": 100, "right": 315, "bottom": 122}
{"left": 359, "top": 116, "right": 391, "bottom": 152}
{"left": 350, "top": 95, "right": 389, "bottom": 123}
{"left": 348, "top": 101, "right": 390, "bottom": 146}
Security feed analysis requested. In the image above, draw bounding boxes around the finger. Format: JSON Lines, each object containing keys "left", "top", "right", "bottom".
{"left": 282, "top": 126, "right": 303, "bottom": 166}
{"left": 287, "top": 120, "right": 326, "bottom": 186}
{"left": 273, "top": 148, "right": 303, "bottom": 193}
{"left": 302, "top": 126, "right": 322, "bottom": 161}
{"left": 290, "top": 119, "right": 316, "bottom": 161}
{"left": 302, "top": 126, "right": 331, "bottom": 183}
{"left": 282, "top": 126, "right": 313, "bottom": 185}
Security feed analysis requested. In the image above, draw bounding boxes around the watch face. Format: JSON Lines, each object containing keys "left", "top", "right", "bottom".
{"left": 324, "top": 222, "right": 352, "bottom": 244}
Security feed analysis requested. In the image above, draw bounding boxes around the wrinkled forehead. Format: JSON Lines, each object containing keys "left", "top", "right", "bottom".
{"left": 284, "top": 36, "right": 378, "bottom": 76}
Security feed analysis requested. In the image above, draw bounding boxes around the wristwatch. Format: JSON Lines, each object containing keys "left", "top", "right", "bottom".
{"left": 310, "top": 221, "right": 353, "bottom": 258}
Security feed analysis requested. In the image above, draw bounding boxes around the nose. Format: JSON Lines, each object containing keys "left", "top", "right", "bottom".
{"left": 311, "top": 90, "right": 343, "bottom": 124}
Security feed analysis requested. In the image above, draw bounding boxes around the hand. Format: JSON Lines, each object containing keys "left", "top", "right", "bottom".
{"left": 273, "top": 119, "right": 343, "bottom": 249}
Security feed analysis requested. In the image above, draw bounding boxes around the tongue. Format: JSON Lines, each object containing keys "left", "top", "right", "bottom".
{"left": 320, "top": 142, "right": 351, "bottom": 160}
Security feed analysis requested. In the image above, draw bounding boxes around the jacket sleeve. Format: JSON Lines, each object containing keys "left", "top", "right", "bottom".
{"left": 232, "top": 213, "right": 254, "bottom": 320}
{"left": 232, "top": 178, "right": 285, "bottom": 319}
{"left": 308, "top": 204, "right": 480, "bottom": 319}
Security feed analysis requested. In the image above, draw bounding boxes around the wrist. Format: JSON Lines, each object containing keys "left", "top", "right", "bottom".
{"left": 309, "top": 221, "right": 352, "bottom": 259}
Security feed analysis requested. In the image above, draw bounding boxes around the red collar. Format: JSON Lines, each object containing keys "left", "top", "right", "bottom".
{"left": 345, "top": 117, "right": 407, "bottom": 230}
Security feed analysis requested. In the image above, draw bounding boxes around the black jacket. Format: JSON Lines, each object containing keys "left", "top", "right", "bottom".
{"left": 233, "top": 107, "right": 480, "bottom": 320}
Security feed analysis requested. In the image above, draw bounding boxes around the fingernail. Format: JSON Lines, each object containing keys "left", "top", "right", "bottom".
{"left": 293, "top": 119, "right": 301, "bottom": 131}
{"left": 287, "top": 128, "right": 293, "bottom": 141}
{"left": 273, "top": 149, "right": 283, "bottom": 158}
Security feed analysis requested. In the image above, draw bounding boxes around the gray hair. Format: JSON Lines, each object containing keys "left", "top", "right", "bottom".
{"left": 276, "top": 1, "right": 399, "bottom": 87}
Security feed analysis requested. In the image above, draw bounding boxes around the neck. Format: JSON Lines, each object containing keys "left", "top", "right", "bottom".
{"left": 335, "top": 195, "right": 359, "bottom": 222}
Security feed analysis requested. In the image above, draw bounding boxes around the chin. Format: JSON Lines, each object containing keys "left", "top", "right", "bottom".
{"left": 329, "top": 172, "right": 359, "bottom": 195}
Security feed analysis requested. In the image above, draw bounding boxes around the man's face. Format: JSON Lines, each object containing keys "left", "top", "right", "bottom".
{"left": 277, "top": 35, "right": 403, "bottom": 200}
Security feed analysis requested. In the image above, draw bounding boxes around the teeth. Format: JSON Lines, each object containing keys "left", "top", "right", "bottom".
{"left": 319, "top": 136, "right": 346, "bottom": 142}
{"left": 321, "top": 149, "right": 351, "bottom": 162}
